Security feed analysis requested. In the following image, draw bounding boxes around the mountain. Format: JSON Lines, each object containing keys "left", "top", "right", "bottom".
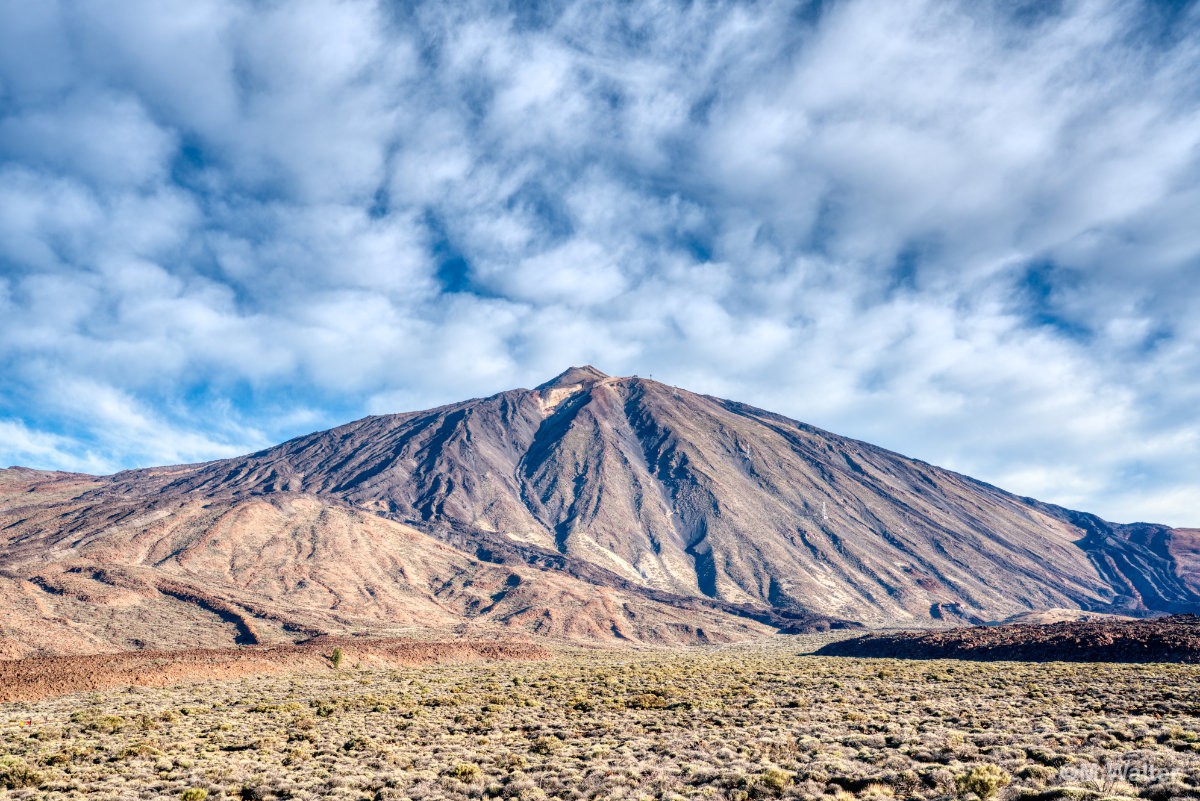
{"left": 1, "top": 367, "right": 1197, "bottom": 657}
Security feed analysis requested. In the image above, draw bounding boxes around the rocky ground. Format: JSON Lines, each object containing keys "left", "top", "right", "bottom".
{"left": 0, "top": 638, "right": 549, "bottom": 704}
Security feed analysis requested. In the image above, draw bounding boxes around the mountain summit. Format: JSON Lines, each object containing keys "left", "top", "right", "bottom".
{"left": 536, "top": 365, "right": 610, "bottom": 389}
{"left": 1, "top": 369, "right": 1196, "bottom": 656}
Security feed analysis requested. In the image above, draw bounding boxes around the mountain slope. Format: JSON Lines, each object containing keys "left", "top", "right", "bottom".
{"left": 2, "top": 367, "right": 1197, "bottom": 656}
{"left": 0, "top": 469, "right": 773, "bottom": 658}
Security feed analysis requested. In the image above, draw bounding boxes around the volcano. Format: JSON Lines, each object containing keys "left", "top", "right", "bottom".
{"left": 1, "top": 367, "right": 1196, "bottom": 657}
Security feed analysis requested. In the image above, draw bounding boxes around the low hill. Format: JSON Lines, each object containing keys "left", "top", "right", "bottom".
{"left": 816, "top": 615, "right": 1200, "bottom": 662}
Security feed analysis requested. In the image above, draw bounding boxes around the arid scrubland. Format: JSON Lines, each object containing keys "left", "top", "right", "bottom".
{"left": 2, "top": 640, "right": 1200, "bottom": 801}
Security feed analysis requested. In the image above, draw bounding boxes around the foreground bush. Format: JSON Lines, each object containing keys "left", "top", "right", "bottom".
{"left": 956, "top": 764, "right": 1012, "bottom": 800}
{"left": 0, "top": 755, "right": 44, "bottom": 790}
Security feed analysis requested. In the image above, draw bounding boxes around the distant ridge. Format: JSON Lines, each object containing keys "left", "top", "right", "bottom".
{"left": 816, "top": 614, "right": 1200, "bottom": 663}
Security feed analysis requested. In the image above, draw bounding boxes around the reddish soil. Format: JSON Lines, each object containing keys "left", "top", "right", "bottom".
{"left": 0, "top": 638, "right": 550, "bottom": 703}
{"left": 816, "top": 614, "right": 1200, "bottom": 663}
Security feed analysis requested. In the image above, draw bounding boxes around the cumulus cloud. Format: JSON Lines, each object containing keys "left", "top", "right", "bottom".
{"left": 0, "top": 91, "right": 176, "bottom": 187}
{"left": 0, "top": 0, "right": 1197, "bottom": 525}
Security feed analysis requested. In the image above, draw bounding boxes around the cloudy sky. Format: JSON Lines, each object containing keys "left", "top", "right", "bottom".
{"left": 0, "top": 0, "right": 1197, "bottom": 525}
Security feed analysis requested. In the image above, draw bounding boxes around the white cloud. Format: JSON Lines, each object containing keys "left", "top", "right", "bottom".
{"left": 492, "top": 240, "right": 628, "bottom": 304}
{"left": 0, "top": 419, "right": 111, "bottom": 474}
{"left": 44, "top": 376, "right": 263, "bottom": 468}
{"left": 0, "top": 91, "right": 176, "bottom": 188}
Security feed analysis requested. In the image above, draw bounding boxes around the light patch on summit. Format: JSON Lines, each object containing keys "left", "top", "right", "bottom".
{"left": 538, "top": 384, "right": 584, "bottom": 413}
{"left": 534, "top": 365, "right": 610, "bottom": 414}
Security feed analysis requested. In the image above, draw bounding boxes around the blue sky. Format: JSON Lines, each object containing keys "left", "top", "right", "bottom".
{"left": 0, "top": 0, "right": 1198, "bottom": 525}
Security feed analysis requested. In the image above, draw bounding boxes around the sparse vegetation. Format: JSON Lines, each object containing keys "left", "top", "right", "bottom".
{"left": 2, "top": 640, "right": 1199, "bottom": 800}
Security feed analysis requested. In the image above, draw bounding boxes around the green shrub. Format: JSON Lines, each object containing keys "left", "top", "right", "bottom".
{"left": 756, "top": 767, "right": 793, "bottom": 796}
{"left": 70, "top": 712, "right": 125, "bottom": 733}
{"left": 1026, "top": 747, "right": 1073, "bottom": 767}
{"left": 530, "top": 735, "right": 563, "bottom": 755}
{"left": 626, "top": 693, "right": 669, "bottom": 710}
{"left": 1016, "top": 765, "right": 1058, "bottom": 784}
{"left": 0, "top": 755, "right": 45, "bottom": 790}
{"left": 119, "top": 740, "right": 162, "bottom": 759}
{"left": 495, "top": 753, "right": 527, "bottom": 770}
{"left": 331, "top": 647, "right": 344, "bottom": 668}
{"left": 450, "top": 762, "right": 482, "bottom": 782}
{"left": 956, "top": 764, "right": 1011, "bottom": 800}
{"left": 181, "top": 789, "right": 209, "bottom": 801}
